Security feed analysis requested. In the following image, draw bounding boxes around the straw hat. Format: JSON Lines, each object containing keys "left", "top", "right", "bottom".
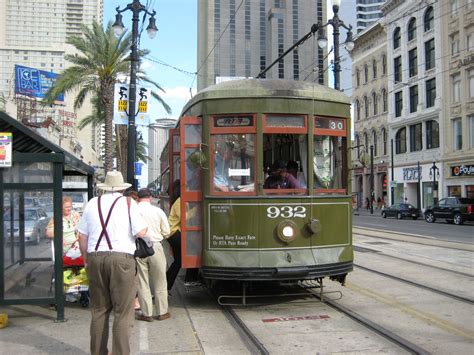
{"left": 96, "top": 171, "right": 131, "bottom": 191}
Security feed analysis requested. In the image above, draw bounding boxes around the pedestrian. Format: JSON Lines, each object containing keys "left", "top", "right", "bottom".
{"left": 366, "top": 197, "right": 370, "bottom": 210}
{"left": 78, "top": 171, "right": 148, "bottom": 355}
{"left": 135, "top": 188, "right": 171, "bottom": 322}
{"left": 377, "top": 197, "right": 382, "bottom": 210}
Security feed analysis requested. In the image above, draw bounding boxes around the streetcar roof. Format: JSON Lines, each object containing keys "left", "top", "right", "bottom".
{"left": 181, "top": 79, "right": 351, "bottom": 115}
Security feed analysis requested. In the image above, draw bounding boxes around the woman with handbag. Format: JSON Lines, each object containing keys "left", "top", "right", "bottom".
{"left": 46, "top": 195, "right": 82, "bottom": 264}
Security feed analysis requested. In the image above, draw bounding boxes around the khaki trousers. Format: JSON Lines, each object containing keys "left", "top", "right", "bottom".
{"left": 136, "top": 243, "right": 168, "bottom": 316}
{"left": 87, "top": 252, "right": 137, "bottom": 355}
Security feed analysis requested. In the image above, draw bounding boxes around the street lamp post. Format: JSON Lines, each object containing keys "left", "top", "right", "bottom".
{"left": 317, "top": 0, "right": 354, "bottom": 90}
{"left": 429, "top": 162, "right": 440, "bottom": 205}
{"left": 113, "top": 1, "right": 158, "bottom": 187}
{"left": 390, "top": 139, "right": 394, "bottom": 205}
{"left": 370, "top": 145, "right": 374, "bottom": 214}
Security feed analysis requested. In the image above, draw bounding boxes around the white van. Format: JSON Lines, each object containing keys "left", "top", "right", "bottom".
{"left": 63, "top": 181, "right": 88, "bottom": 214}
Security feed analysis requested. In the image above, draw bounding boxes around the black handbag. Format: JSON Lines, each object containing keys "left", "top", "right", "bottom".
{"left": 135, "top": 238, "right": 154, "bottom": 258}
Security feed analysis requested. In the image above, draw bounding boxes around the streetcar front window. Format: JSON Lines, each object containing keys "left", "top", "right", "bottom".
{"left": 313, "top": 135, "right": 345, "bottom": 190}
{"left": 212, "top": 134, "right": 256, "bottom": 193}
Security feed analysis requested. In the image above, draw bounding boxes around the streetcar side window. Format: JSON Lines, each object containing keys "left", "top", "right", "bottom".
{"left": 212, "top": 134, "right": 256, "bottom": 193}
{"left": 313, "top": 116, "right": 348, "bottom": 193}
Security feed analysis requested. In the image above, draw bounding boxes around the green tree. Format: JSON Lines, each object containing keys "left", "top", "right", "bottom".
{"left": 45, "top": 21, "right": 170, "bottom": 173}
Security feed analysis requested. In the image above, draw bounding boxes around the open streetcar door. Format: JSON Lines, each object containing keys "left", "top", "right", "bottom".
{"left": 179, "top": 116, "right": 203, "bottom": 268}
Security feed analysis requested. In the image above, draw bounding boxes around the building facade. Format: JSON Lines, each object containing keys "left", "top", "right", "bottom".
{"left": 0, "top": 0, "right": 103, "bottom": 166}
{"left": 381, "top": 0, "right": 444, "bottom": 209}
{"left": 351, "top": 22, "right": 389, "bottom": 209}
{"left": 197, "top": 0, "right": 327, "bottom": 90}
{"left": 441, "top": 0, "right": 474, "bottom": 198}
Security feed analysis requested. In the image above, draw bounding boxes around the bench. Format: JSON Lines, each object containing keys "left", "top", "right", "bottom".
{"left": 4, "top": 262, "right": 41, "bottom": 294}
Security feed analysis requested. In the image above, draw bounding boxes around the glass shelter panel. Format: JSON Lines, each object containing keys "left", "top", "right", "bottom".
{"left": 3, "top": 189, "right": 55, "bottom": 300}
{"left": 2, "top": 162, "right": 53, "bottom": 183}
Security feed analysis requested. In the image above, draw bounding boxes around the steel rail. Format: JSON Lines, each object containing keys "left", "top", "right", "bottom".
{"left": 354, "top": 264, "right": 474, "bottom": 305}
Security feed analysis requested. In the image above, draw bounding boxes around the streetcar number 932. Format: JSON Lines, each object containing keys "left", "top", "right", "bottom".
{"left": 267, "top": 206, "right": 306, "bottom": 218}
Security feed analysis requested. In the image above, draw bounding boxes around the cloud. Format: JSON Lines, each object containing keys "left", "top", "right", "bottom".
{"left": 161, "top": 86, "right": 197, "bottom": 101}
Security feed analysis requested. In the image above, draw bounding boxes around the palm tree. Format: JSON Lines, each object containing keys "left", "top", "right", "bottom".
{"left": 45, "top": 21, "right": 170, "bottom": 173}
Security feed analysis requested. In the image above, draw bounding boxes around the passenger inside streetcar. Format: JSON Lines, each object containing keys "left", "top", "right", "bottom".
{"left": 263, "top": 160, "right": 301, "bottom": 189}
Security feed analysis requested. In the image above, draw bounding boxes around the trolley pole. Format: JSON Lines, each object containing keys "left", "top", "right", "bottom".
{"left": 417, "top": 161, "right": 421, "bottom": 210}
{"left": 391, "top": 139, "right": 394, "bottom": 205}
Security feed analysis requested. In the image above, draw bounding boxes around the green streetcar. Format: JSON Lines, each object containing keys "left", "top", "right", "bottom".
{"left": 160, "top": 79, "right": 353, "bottom": 290}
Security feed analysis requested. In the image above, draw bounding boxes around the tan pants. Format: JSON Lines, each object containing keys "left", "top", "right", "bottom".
{"left": 136, "top": 243, "right": 168, "bottom": 316}
{"left": 87, "top": 252, "right": 137, "bottom": 355}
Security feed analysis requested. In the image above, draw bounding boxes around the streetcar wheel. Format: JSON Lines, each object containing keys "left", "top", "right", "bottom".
{"left": 397, "top": 212, "right": 402, "bottom": 220}
{"left": 382, "top": 211, "right": 386, "bottom": 218}
{"left": 453, "top": 213, "right": 463, "bottom": 225}
{"left": 425, "top": 212, "right": 435, "bottom": 223}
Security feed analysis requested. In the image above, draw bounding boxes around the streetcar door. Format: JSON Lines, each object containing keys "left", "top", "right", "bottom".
{"left": 179, "top": 116, "right": 203, "bottom": 268}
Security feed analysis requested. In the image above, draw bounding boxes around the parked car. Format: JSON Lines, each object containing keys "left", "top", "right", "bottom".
{"left": 424, "top": 197, "right": 474, "bottom": 225}
{"left": 3, "top": 207, "right": 49, "bottom": 244}
{"left": 381, "top": 203, "right": 421, "bottom": 220}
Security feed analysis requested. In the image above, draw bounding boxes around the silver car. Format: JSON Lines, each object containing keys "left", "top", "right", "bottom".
{"left": 4, "top": 207, "right": 49, "bottom": 244}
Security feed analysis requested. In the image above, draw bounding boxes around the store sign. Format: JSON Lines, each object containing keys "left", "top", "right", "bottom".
{"left": 451, "top": 165, "right": 474, "bottom": 177}
{"left": 403, "top": 166, "right": 422, "bottom": 181}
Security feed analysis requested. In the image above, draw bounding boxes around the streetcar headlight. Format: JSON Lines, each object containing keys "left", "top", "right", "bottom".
{"left": 277, "top": 220, "right": 297, "bottom": 243}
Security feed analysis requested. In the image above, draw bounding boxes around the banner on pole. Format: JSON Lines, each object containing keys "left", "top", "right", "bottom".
{"left": 113, "top": 84, "right": 151, "bottom": 126}
{"left": 0, "top": 132, "right": 13, "bottom": 168}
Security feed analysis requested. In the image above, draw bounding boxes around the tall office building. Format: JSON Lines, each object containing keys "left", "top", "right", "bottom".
{"left": 355, "top": 0, "right": 385, "bottom": 33}
{"left": 197, "top": 0, "right": 327, "bottom": 91}
{"left": 0, "top": 0, "right": 103, "bottom": 165}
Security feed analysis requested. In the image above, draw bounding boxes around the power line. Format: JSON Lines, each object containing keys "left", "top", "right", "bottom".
{"left": 145, "top": 55, "right": 197, "bottom": 77}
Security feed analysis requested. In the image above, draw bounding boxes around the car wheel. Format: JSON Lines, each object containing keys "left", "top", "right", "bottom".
{"left": 397, "top": 212, "right": 402, "bottom": 219}
{"left": 453, "top": 213, "right": 463, "bottom": 225}
{"left": 382, "top": 211, "right": 386, "bottom": 218}
{"left": 425, "top": 212, "right": 435, "bottom": 223}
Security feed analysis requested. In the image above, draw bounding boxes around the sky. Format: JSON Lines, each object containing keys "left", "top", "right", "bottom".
{"left": 104, "top": 0, "right": 198, "bottom": 121}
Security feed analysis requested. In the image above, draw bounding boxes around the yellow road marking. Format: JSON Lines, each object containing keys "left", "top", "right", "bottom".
{"left": 346, "top": 282, "right": 474, "bottom": 340}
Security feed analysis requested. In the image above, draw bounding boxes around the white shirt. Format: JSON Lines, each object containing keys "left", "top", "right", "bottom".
{"left": 137, "top": 201, "right": 170, "bottom": 243}
{"left": 77, "top": 193, "right": 147, "bottom": 254}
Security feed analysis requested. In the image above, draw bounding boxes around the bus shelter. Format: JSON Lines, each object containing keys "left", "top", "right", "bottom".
{"left": 0, "top": 111, "right": 94, "bottom": 321}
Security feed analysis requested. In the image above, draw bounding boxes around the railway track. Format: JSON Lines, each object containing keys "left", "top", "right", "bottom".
{"left": 354, "top": 263, "right": 474, "bottom": 305}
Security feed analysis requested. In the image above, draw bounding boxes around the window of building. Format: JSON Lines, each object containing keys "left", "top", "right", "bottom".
{"left": 394, "top": 56, "right": 402, "bottom": 83}
{"left": 382, "top": 89, "right": 387, "bottom": 112}
{"left": 355, "top": 99, "right": 360, "bottom": 120}
{"left": 382, "top": 54, "right": 386, "bottom": 75}
{"left": 452, "top": 73, "right": 461, "bottom": 103}
{"left": 409, "top": 48, "right": 417, "bottom": 77}
{"left": 372, "top": 59, "right": 377, "bottom": 79}
{"left": 426, "top": 120, "right": 439, "bottom": 149}
{"left": 364, "top": 96, "right": 369, "bottom": 118}
{"left": 424, "top": 6, "right": 434, "bottom": 32}
{"left": 469, "top": 115, "right": 474, "bottom": 149}
{"left": 355, "top": 135, "right": 360, "bottom": 158}
{"left": 356, "top": 69, "right": 360, "bottom": 87}
{"left": 451, "top": 32, "right": 460, "bottom": 55}
{"left": 408, "top": 18, "right": 416, "bottom": 41}
{"left": 364, "top": 64, "right": 369, "bottom": 84}
{"left": 364, "top": 132, "right": 368, "bottom": 153}
{"left": 409, "top": 85, "right": 418, "bottom": 113}
{"left": 450, "top": 0, "right": 459, "bottom": 15}
{"left": 469, "top": 69, "right": 474, "bottom": 98}
{"left": 373, "top": 92, "right": 378, "bottom": 115}
{"left": 393, "top": 27, "right": 401, "bottom": 49}
{"left": 425, "top": 39, "right": 435, "bottom": 70}
{"left": 467, "top": 29, "right": 474, "bottom": 52}
{"left": 381, "top": 127, "right": 387, "bottom": 155}
{"left": 395, "top": 127, "right": 406, "bottom": 154}
{"left": 395, "top": 91, "right": 403, "bottom": 117}
{"left": 426, "top": 78, "right": 436, "bottom": 108}
{"left": 453, "top": 118, "right": 463, "bottom": 150}
{"left": 409, "top": 123, "right": 422, "bottom": 152}
{"left": 372, "top": 130, "right": 377, "bottom": 156}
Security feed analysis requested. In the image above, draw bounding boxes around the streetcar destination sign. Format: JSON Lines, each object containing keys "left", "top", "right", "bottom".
{"left": 315, "top": 117, "right": 345, "bottom": 131}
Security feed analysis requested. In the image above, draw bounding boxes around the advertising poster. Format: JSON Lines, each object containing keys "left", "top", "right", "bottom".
{"left": 0, "top": 132, "right": 13, "bottom": 168}
{"left": 113, "top": 83, "right": 151, "bottom": 126}
{"left": 15, "top": 65, "right": 64, "bottom": 103}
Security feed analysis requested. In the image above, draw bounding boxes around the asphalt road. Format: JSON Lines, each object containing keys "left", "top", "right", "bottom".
{"left": 353, "top": 210, "right": 474, "bottom": 244}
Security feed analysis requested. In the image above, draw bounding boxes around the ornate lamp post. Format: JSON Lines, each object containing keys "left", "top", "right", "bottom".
{"left": 113, "top": 1, "right": 158, "bottom": 187}
{"left": 429, "top": 162, "right": 440, "bottom": 204}
{"left": 317, "top": 0, "right": 354, "bottom": 90}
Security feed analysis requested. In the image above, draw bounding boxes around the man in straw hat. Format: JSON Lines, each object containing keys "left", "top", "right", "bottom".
{"left": 78, "top": 171, "right": 148, "bottom": 355}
